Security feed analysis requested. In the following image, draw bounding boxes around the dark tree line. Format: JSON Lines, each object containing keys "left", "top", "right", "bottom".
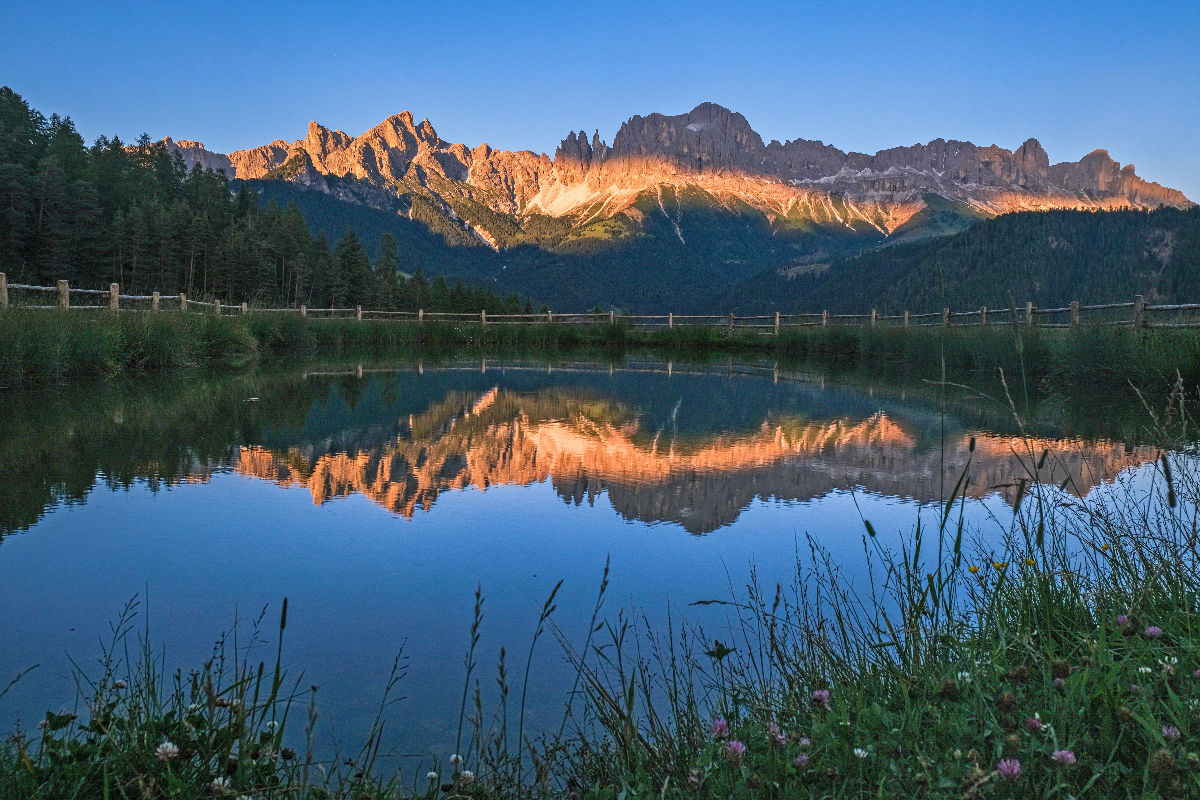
{"left": 0, "top": 87, "right": 530, "bottom": 313}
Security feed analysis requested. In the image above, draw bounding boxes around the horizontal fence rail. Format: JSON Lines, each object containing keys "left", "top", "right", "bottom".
{"left": 1, "top": 275, "right": 1197, "bottom": 332}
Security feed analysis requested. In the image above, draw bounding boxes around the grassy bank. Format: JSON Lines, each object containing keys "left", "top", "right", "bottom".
{"left": 3, "top": 384, "right": 1200, "bottom": 798}
{"left": 3, "top": 309, "right": 1200, "bottom": 387}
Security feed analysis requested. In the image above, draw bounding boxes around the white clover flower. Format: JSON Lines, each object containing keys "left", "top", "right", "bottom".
{"left": 266, "top": 720, "right": 278, "bottom": 731}
{"left": 426, "top": 771, "right": 439, "bottom": 782}
{"left": 449, "top": 753, "right": 462, "bottom": 766}
{"left": 853, "top": 747, "right": 869, "bottom": 758}
{"left": 210, "top": 777, "right": 232, "bottom": 795}
{"left": 113, "top": 680, "right": 127, "bottom": 690}
{"left": 460, "top": 770, "right": 475, "bottom": 784}
{"left": 957, "top": 671, "right": 973, "bottom": 683}
{"left": 1138, "top": 666, "right": 1153, "bottom": 674}
{"left": 155, "top": 740, "right": 180, "bottom": 762}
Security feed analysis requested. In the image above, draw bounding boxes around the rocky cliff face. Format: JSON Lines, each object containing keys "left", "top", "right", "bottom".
{"left": 165, "top": 102, "right": 1191, "bottom": 245}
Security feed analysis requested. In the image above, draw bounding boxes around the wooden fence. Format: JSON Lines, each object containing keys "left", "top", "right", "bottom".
{"left": 3, "top": 274, "right": 1199, "bottom": 331}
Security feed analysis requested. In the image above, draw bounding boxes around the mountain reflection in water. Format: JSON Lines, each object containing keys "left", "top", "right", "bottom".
{"left": 231, "top": 383, "right": 1155, "bottom": 534}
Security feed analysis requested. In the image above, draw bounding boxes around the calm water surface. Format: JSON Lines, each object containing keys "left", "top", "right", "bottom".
{"left": 0, "top": 357, "right": 1162, "bottom": 758}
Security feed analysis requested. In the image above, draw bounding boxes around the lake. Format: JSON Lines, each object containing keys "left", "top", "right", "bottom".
{"left": 0, "top": 355, "right": 1163, "bottom": 762}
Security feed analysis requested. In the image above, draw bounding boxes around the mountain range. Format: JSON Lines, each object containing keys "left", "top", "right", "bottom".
{"left": 164, "top": 103, "right": 1194, "bottom": 311}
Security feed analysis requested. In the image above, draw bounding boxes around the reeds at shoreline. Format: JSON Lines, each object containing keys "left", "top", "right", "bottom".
{"left": 3, "top": 309, "right": 1200, "bottom": 389}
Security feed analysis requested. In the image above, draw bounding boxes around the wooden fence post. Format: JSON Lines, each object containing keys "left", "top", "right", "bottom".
{"left": 180, "top": 292, "right": 187, "bottom": 312}
{"left": 1069, "top": 301, "right": 1080, "bottom": 329}
{"left": 241, "top": 302, "right": 249, "bottom": 314}
{"left": 870, "top": 309, "right": 877, "bottom": 327}
{"left": 213, "top": 298, "right": 221, "bottom": 315}
{"left": 547, "top": 310, "right": 552, "bottom": 323}
{"left": 942, "top": 307, "right": 950, "bottom": 328}
{"left": 109, "top": 283, "right": 119, "bottom": 311}
{"left": 300, "top": 304, "right": 307, "bottom": 318}
{"left": 728, "top": 313, "right": 735, "bottom": 331}
{"left": 1133, "top": 295, "right": 1145, "bottom": 328}
{"left": 609, "top": 309, "right": 614, "bottom": 324}
{"left": 417, "top": 308, "right": 422, "bottom": 323}
{"left": 1025, "top": 301, "right": 1034, "bottom": 328}
{"left": 151, "top": 291, "right": 160, "bottom": 311}
{"left": 774, "top": 311, "right": 780, "bottom": 335}
{"left": 481, "top": 309, "right": 487, "bottom": 325}
{"left": 58, "top": 280, "right": 69, "bottom": 310}
{"left": 821, "top": 310, "right": 828, "bottom": 327}
{"left": 903, "top": 310, "right": 910, "bottom": 327}
{"left": 980, "top": 306, "right": 987, "bottom": 326}
{"left": 356, "top": 305, "right": 363, "bottom": 321}
{"left": 0, "top": 273, "right": 8, "bottom": 309}
{"left": 668, "top": 312, "right": 674, "bottom": 328}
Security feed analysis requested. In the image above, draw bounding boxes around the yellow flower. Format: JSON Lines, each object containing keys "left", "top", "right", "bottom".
{"left": 1100, "top": 544, "right": 1110, "bottom": 551}
{"left": 992, "top": 561, "right": 1009, "bottom": 570}
{"left": 1024, "top": 558, "right": 1036, "bottom": 567}
{"left": 968, "top": 565, "right": 980, "bottom": 574}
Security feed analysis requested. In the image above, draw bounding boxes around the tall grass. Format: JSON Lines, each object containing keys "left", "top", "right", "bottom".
{"left": 5, "top": 309, "right": 1200, "bottom": 388}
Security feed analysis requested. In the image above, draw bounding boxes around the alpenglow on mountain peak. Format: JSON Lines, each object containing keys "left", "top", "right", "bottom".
{"left": 164, "top": 101, "right": 1190, "bottom": 245}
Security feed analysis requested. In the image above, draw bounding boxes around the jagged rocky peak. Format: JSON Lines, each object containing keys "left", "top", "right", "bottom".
{"left": 554, "top": 130, "right": 594, "bottom": 166}
{"left": 609, "top": 102, "right": 767, "bottom": 171}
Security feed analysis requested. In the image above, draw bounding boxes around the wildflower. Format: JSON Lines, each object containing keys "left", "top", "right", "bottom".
{"left": 1052, "top": 749, "right": 1077, "bottom": 765}
{"left": 459, "top": 770, "right": 475, "bottom": 784}
{"left": 812, "top": 689, "right": 831, "bottom": 710}
{"left": 1139, "top": 666, "right": 1153, "bottom": 674}
{"left": 210, "top": 777, "right": 232, "bottom": 795}
{"left": 996, "top": 759, "right": 1021, "bottom": 780}
{"left": 266, "top": 720, "right": 277, "bottom": 731}
{"left": 449, "top": 753, "right": 462, "bottom": 766}
{"left": 1145, "top": 626, "right": 1164, "bottom": 638}
{"left": 794, "top": 752, "right": 809, "bottom": 768}
{"left": 768, "top": 721, "right": 786, "bottom": 746}
{"left": 426, "top": 771, "right": 439, "bottom": 782}
{"left": 280, "top": 747, "right": 296, "bottom": 761}
{"left": 957, "top": 670, "right": 973, "bottom": 683}
{"left": 1024, "top": 558, "right": 1036, "bottom": 566}
{"left": 799, "top": 736, "right": 811, "bottom": 749}
{"left": 1053, "top": 677, "right": 1066, "bottom": 691}
{"left": 853, "top": 748, "right": 869, "bottom": 759}
{"left": 113, "top": 680, "right": 127, "bottom": 690}
{"left": 1163, "top": 725, "right": 1182, "bottom": 741}
{"left": 992, "top": 561, "right": 1008, "bottom": 570}
{"left": 725, "top": 740, "right": 747, "bottom": 763}
{"left": 1130, "top": 684, "right": 1141, "bottom": 694}
{"left": 1194, "top": 669, "right": 1200, "bottom": 679}
{"left": 968, "top": 565, "right": 979, "bottom": 574}
{"left": 687, "top": 769, "right": 702, "bottom": 789}
{"left": 155, "top": 741, "right": 180, "bottom": 762}
{"left": 1025, "top": 716, "right": 1046, "bottom": 732}
{"left": 1117, "top": 615, "right": 1129, "bottom": 626}
{"left": 1101, "top": 544, "right": 1110, "bottom": 551}
{"left": 710, "top": 718, "right": 729, "bottom": 739}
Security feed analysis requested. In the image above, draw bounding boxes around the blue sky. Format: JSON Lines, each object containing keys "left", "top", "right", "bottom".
{"left": 4, "top": 0, "right": 1198, "bottom": 199}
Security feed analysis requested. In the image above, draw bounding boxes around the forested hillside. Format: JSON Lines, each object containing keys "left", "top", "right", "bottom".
{"left": 0, "top": 88, "right": 528, "bottom": 313}
{"left": 722, "top": 206, "right": 1200, "bottom": 313}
